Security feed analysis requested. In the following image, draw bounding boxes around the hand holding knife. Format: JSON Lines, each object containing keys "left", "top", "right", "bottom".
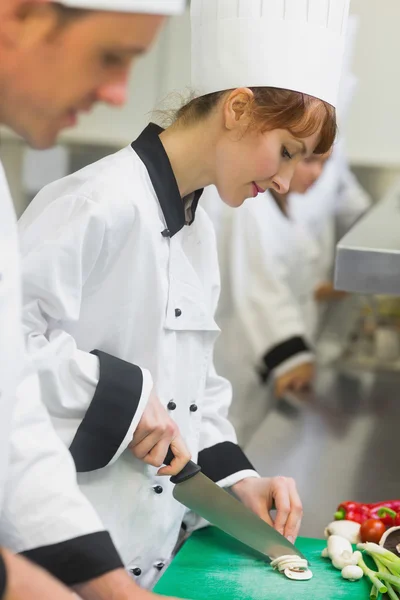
{"left": 163, "top": 448, "right": 305, "bottom": 561}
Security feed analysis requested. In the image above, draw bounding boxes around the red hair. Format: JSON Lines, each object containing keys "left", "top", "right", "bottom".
{"left": 176, "top": 87, "right": 336, "bottom": 155}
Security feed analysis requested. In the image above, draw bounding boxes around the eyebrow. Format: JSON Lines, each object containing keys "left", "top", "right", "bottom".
{"left": 298, "top": 140, "right": 308, "bottom": 156}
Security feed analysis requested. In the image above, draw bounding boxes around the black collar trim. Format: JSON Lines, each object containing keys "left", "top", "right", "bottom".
{"left": 131, "top": 123, "right": 203, "bottom": 238}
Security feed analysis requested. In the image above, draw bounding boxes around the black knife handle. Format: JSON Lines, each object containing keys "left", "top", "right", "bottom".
{"left": 164, "top": 447, "right": 201, "bottom": 485}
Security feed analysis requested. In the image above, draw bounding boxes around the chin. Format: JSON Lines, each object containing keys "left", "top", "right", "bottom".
{"left": 224, "top": 196, "right": 245, "bottom": 209}
{"left": 29, "top": 128, "right": 59, "bottom": 150}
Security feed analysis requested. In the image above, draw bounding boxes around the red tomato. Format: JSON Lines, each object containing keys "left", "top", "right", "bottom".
{"left": 360, "top": 519, "right": 386, "bottom": 543}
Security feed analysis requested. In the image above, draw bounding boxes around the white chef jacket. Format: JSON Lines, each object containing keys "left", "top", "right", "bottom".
{"left": 0, "top": 162, "right": 21, "bottom": 516}
{"left": 290, "top": 144, "right": 372, "bottom": 286}
{"left": 0, "top": 161, "right": 124, "bottom": 587}
{"left": 18, "top": 123, "right": 259, "bottom": 589}
{"left": 204, "top": 187, "right": 319, "bottom": 446}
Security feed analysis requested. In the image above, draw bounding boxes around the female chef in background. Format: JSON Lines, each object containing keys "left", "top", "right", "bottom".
{"left": 18, "top": 0, "right": 350, "bottom": 589}
{"left": 291, "top": 15, "right": 371, "bottom": 312}
{"left": 290, "top": 16, "right": 371, "bottom": 350}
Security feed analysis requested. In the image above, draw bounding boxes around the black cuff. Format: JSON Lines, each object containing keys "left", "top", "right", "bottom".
{"left": 198, "top": 442, "right": 256, "bottom": 482}
{"left": 260, "top": 336, "right": 311, "bottom": 382}
{"left": 0, "top": 552, "right": 7, "bottom": 600}
{"left": 70, "top": 350, "right": 143, "bottom": 473}
{"left": 21, "top": 531, "right": 123, "bottom": 587}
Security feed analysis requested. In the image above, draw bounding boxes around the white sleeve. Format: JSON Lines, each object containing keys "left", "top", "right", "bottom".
{"left": 196, "top": 220, "right": 259, "bottom": 488}
{"left": 0, "top": 360, "right": 124, "bottom": 585}
{"left": 197, "top": 358, "right": 260, "bottom": 488}
{"left": 18, "top": 195, "right": 152, "bottom": 473}
{"left": 227, "top": 205, "right": 314, "bottom": 380}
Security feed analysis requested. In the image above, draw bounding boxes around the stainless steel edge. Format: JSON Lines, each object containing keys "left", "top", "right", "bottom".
{"left": 335, "top": 182, "right": 400, "bottom": 295}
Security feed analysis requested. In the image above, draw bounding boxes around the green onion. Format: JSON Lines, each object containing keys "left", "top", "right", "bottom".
{"left": 358, "top": 557, "right": 388, "bottom": 595}
{"left": 385, "top": 582, "right": 399, "bottom": 600}
{"left": 372, "top": 556, "right": 398, "bottom": 600}
{"left": 369, "top": 585, "right": 378, "bottom": 600}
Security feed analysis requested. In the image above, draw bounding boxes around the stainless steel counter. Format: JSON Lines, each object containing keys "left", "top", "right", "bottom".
{"left": 335, "top": 177, "right": 400, "bottom": 295}
{"left": 246, "top": 367, "right": 400, "bottom": 539}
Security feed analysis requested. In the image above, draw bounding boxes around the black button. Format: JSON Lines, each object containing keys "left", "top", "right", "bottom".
{"left": 161, "top": 229, "right": 171, "bottom": 238}
{"left": 175, "top": 308, "right": 182, "bottom": 318}
{"left": 167, "top": 401, "right": 177, "bottom": 411}
{"left": 153, "top": 485, "right": 163, "bottom": 495}
{"left": 130, "top": 567, "right": 142, "bottom": 577}
{"left": 190, "top": 404, "right": 198, "bottom": 413}
{"left": 155, "top": 562, "right": 165, "bottom": 571}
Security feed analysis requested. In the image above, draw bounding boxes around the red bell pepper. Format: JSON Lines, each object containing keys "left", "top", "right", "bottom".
{"left": 377, "top": 507, "right": 397, "bottom": 527}
{"left": 368, "top": 501, "right": 400, "bottom": 512}
{"left": 335, "top": 501, "right": 370, "bottom": 523}
{"left": 335, "top": 501, "right": 400, "bottom": 525}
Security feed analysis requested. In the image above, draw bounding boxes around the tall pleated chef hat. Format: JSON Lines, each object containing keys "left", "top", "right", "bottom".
{"left": 337, "top": 15, "right": 359, "bottom": 126}
{"left": 191, "top": 0, "right": 351, "bottom": 108}
{"left": 59, "top": 0, "right": 185, "bottom": 14}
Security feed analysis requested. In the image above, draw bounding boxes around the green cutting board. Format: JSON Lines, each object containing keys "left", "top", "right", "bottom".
{"left": 155, "top": 527, "right": 371, "bottom": 599}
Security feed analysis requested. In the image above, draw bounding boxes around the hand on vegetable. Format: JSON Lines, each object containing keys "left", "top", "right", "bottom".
{"left": 231, "top": 476, "right": 303, "bottom": 542}
{"left": 129, "top": 389, "right": 191, "bottom": 476}
{"left": 274, "top": 362, "right": 315, "bottom": 398}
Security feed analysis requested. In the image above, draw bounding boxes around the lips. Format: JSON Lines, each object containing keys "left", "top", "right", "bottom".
{"left": 252, "top": 182, "right": 266, "bottom": 196}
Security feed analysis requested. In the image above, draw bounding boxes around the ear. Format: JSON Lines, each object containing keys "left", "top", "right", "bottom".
{"left": 223, "top": 88, "right": 254, "bottom": 132}
{"left": 1, "top": 1, "right": 59, "bottom": 49}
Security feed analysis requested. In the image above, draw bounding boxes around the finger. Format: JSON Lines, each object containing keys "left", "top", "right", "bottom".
{"left": 271, "top": 477, "right": 292, "bottom": 536}
{"left": 131, "top": 430, "right": 166, "bottom": 463}
{"left": 283, "top": 479, "right": 303, "bottom": 542}
{"left": 130, "top": 422, "right": 153, "bottom": 447}
{"left": 157, "top": 434, "right": 191, "bottom": 477}
{"left": 251, "top": 502, "right": 275, "bottom": 527}
{"left": 131, "top": 414, "right": 178, "bottom": 461}
{"left": 144, "top": 437, "right": 171, "bottom": 469}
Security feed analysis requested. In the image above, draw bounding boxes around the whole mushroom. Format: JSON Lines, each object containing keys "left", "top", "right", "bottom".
{"left": 379, "top": 526, "right": 400, "bottom": 557}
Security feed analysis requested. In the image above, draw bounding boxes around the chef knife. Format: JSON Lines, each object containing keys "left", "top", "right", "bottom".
{"left": 164, "top": 449, "right": 306, "bottom": 561}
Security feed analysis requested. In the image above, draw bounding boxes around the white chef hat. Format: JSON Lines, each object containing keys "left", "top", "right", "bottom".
{"left": 337, "top": 15, "right": 359, "bottom": 127}
{"left": 191, "top": 0, "right": 351, "bottom": 108}
{"left": 59, "top": 0, "right": 185, "bottom": 14}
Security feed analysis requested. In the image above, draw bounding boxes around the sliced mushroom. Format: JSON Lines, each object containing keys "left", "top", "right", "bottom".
{"left": 379, "top": 526, "right": 400, "bottom": 556}
{"left": 284, "top": 567, "right": 313, "bottom": 581}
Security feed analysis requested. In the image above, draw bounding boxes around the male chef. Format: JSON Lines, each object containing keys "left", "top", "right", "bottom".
{"left": 0, "top": 2, "right": 187, "bottom": 600}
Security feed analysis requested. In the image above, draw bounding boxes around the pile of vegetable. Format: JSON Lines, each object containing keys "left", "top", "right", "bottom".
{"left": 335, "top": 501, "right": 400, "bottom": 541}
{"left": 321, "top": 499, "right": 400, "bottom": 599}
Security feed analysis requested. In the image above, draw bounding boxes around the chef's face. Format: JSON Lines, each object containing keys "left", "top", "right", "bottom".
{"left": 213, "top": 90, "right": 324, "bottom": 208}
{"left": 0, "top": 3, "right": 164, "bottom": 148}
{"left": 289, "top": 152, "right": 331, "bottom": 195}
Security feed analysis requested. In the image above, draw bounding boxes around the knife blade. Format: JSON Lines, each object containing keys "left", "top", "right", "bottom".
{"left": 164, "top": 449, "right": 305, "bottom": 561}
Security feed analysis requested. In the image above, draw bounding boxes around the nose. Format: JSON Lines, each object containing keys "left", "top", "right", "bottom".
{"left": 96, "top": 78, "right": 129, "bottom": 107}
{"left": 271, "top": 173, "right": 291, "bottom": 195}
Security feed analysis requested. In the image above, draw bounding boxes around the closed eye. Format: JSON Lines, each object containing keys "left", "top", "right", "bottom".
{"left": 102, "top": 53, "right": 127, "bottom": 67}
{"left": 281, "top": 146, "right": 293, "bottom": 160}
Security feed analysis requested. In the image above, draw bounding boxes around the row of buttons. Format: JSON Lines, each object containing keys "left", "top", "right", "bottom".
{"left": 167, "top": 400, "right": 198, "bottom": 412}
{"left": 129, "top": 561, "right": 165, "bottom": 577}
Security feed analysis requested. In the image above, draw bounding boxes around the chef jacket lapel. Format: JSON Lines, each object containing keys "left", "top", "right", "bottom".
{"left": 131, "top": 124, "right": 219, "bottom": 333}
